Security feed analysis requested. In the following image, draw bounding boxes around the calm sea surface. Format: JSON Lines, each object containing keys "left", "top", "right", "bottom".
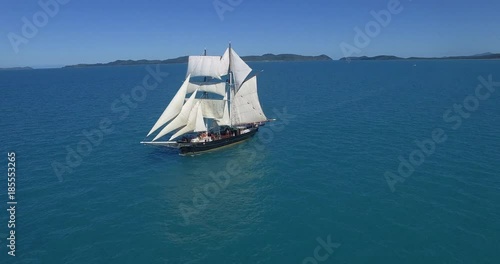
{"left": 1, "top": 60, "right": 500, "bottom": 263}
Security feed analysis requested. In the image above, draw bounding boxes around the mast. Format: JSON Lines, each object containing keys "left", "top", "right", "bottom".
{"left": 203, "top": 48, "right": 207, "bottom": 83}
{"left": 203, "top": 48, "right": 208, "bottom": 130}
{"left": 228, "top": 42, "right": 232, "bottom": 126}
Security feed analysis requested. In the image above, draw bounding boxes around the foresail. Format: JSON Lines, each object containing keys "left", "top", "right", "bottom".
{"left": 169, "top": 101, "right": 204, "bottom": 140}
{"left": 147, "top": 74, "right": 190, "bottom": 137}
{"left": 194, "top": 103, "right": 207, "bottom": 132}
{"left": 169, "top": 101, "right": 207, "bottom": 140}
{"left": 153, "top": 90, "right": 198, "bottom": 141}
{"left": 187, "top": 55, "right": 229, "bottom": 79}
{"left": 230, "top": 76, "right": 267, "bottom": 125}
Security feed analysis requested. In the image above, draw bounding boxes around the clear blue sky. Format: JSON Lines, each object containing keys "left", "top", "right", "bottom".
{"left": 1, "top": 0, "right": 499, "bottom": 68}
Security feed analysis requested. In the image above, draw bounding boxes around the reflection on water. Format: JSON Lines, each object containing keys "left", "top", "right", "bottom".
{"left": 159, "top": 136, "right": 273, "bottom": 251}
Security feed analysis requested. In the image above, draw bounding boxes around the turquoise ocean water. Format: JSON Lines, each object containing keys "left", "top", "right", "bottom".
{"left": 1, "top": 60, "right": 500, "bottom": 263}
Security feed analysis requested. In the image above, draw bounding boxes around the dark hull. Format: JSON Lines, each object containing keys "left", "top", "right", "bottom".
{"left": 179, "top": 128, "right": 258, "bottom": 154}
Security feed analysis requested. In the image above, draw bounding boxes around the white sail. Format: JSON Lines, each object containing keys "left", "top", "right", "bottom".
{"left": 169, "top": 101, "right": 206, "bottom": 140}
{"left": 187, "top": 82, "right": 226, "bottom": 97}
{"left": 194, "top": 103, "right": 207, "bottom": 132}
{"left": 230, "top": 75, "right": 267, "bottom": 125}
{"left": 187, "top": 55, "right": 229, "bottom": 79}
{"left": 220, "top": 48, "right": 230, "bottom": 75}
{"left": 153, "top": 90, "right": 198, "bottom": 141}
{"left": 216, "top": 91, "right": 230, "bottom": 126}
{"left": 230, "top": 48, "right": 252, "bottom": 90}
{"left": 193, "top": 99, "right": 225, "bottom": 119}
{"left": 146, "top": 74, "right": 191, "bottom": 137}
{"left": 145, "top": 45, "right": 268, "bottom": 145}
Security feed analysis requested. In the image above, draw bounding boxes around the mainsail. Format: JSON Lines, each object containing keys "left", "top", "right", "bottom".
{"left": 230, "top": 75, "right": 267, "bottom": 125}
{"left": 215, "top": 91, "right": 231, "bottom": 126}
{"left": 194, "top": 99, "right": 225, "bottom": 119}
{"left": 146, "top": 45, "right": 267, "bottom": 141}
{"left": 187, "top": 82, "right": 226, "bottom": 97}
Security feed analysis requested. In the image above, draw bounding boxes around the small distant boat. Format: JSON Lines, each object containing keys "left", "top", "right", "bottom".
{"left": 141, "top": 44, "right": 271, "bottom": 154}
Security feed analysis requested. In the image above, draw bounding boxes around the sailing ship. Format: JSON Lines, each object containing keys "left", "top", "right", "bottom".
{"left": 141, "top": 44, "right": 271, "bottom": 154}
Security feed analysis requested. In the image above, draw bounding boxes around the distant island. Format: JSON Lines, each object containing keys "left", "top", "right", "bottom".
{"left": 63, "top": 54, "right": 332, "bottom": 68}
{"left": 340, "top": 52, "right": 500, "bottom": 61}
{"left": 0, "top": 67, "right": 33, "bottom": 71}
